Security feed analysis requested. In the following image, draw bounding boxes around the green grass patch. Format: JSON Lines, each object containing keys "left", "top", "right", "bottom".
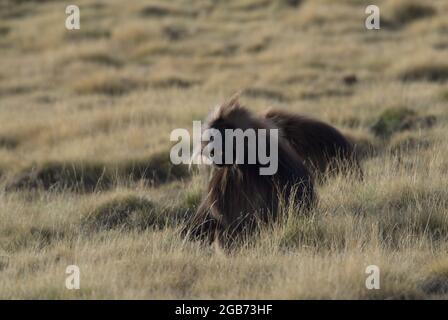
{"left": 73, "top": 75, "right": 144, "bottom": 96}
{"left": 82, "top": 193, "right": 191, "bottom": 231}
{"left": 387, "top": 1, "right": 436, "bottom": 26}
{"left": 6, "top": 151, "right": 189, "bottom": 192}
{"left": 0, "top": 135, "right": 19, "bottom": 150}
{"left": 370, "top": 108, "right": 436, "bottom": 139}
{"left": 82, "top": 195, "right": 157, "bottom": 231}
{"left": 398, "top": 62, "right": 448, "bottom": 82}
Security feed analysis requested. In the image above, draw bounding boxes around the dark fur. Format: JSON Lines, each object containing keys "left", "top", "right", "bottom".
{"left": 185, "top": 99, "right": 315, "bottom": 248}
{"left": 262, "top": 108, "right": 363, "bottom": 180}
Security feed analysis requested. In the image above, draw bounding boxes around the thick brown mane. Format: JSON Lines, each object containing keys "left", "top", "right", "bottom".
{"left": 185, "top": 99, "right": 315, "bottom": 247}
{"left": 262, "top": 108, "right": 363, "bottom": 180}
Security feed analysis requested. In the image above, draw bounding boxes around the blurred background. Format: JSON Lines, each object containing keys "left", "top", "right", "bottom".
{"left": 0, "top": 0, "right": 447, "bottom": 176}
{"left": 1, "top": 0, "right": 448, "bottom": 299}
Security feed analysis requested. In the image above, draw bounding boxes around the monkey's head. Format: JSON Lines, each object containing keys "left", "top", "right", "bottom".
{"left": 199, "top": 95, "right": 273, "bottom": 168}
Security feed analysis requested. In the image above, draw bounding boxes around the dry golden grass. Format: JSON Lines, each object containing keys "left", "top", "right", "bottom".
{"left": 0, "top": 0, "right": 448, "bottom": 299}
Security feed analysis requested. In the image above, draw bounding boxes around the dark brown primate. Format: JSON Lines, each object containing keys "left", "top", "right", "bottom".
{"left": 262, "top": 108, "right": 363, "bottom": 181}
{"left": 185, "top": 97, "right": 315, "bottom": 248}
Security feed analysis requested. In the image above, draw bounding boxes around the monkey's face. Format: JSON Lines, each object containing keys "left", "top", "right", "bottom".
{"left": 202, "top": 119, "right": 235, "bottom": 167}
{"left": 200, "top": 100, "right": 271, "bottom": 169}
{"left": 203, "top": 118, "right": 266, "bottom": 168}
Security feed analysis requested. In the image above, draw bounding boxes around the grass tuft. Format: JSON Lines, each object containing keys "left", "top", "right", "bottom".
{"left": 151, "top": 76, "right": 200, "bottom": 89}
{"left": 244, "top": 87, "right": 287, "bottom": 102}
{"left": 387, "top": 1, "right": 436, "bottom": 26}
{"left": 4, "top": 226, "right": 66, "bottom": 252}
{"left": 397, "top": 62, "right": 448, "bottom": 82}
{"left": 6, "top": 151, "right": 190, "bottom": 192}
{"left": 0, "top": 135, "right": 19, "bottom": 150}
{"left": 389, "top": 132, "right": 432, "bottom": 153}
{"left": 139, "top": 3, "right": 197, "bottom": 18}
{"left": 78, "top": 53, "right": 123, "bottom": 67}
{"left": 73, "top": 74, "right": 144, "bottom": 96}
{"left": 82, "top": 195, "right": 157, "bottom": 231}
{"left": 370, "top": 108, "right": 436, "bottom": 139}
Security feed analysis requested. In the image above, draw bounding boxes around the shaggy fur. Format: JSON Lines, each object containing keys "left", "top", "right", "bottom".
{"left": 262, "top": 108, "right": 363, "bottom": 180}
{"left": 186, "top": 98, "right": 315, "bottom": 248}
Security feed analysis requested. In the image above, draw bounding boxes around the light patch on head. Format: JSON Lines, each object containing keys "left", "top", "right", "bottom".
{"left": 207, "top": 93, "right": 267, "bottom": 131}
{"left": 209, "top": 93, "right": 243, "bottom": 123}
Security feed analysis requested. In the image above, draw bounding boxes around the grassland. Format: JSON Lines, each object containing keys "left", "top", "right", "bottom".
{"left": 0, "top": 0, "right": 448, "bottom": 299}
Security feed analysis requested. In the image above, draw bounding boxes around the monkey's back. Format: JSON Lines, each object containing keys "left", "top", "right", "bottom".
{"left": 263, "top": 109, "right": 360, "bottom": 178}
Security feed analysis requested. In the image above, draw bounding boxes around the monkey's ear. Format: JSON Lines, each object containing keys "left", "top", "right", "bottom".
{"left": 227, "top": 91, "right": 242, "bottom": 106}
{"left": 259, "top": 106, "right": 275, "bottom": 119}
{"left": 211, "top": 92, "right": 243, "bottom": 119}
{"left": 221, "top": 91, "right": 242, "bottom": 111}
